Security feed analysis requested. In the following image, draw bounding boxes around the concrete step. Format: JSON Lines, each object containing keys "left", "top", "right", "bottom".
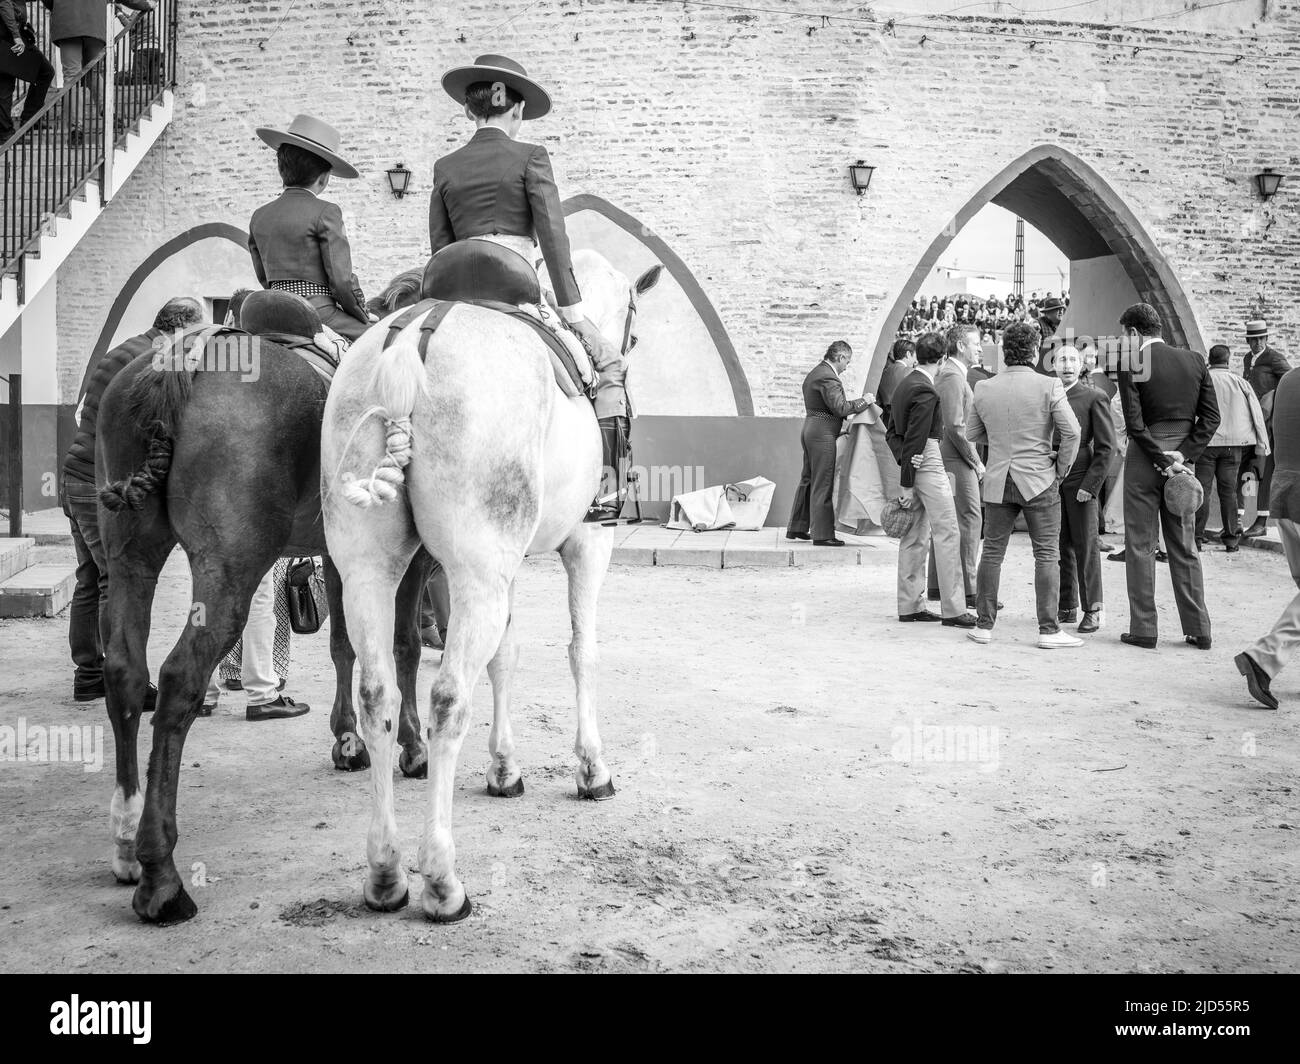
{"left": 0, "top": 561, "right": 77, "bottom": 618}
{"left": 0, "top": 537, "right": 35, "bottom": 582}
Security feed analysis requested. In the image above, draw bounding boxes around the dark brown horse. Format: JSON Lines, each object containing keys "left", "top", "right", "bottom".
{"left": 96, "top": 297, "right": 431, "bottom": 924}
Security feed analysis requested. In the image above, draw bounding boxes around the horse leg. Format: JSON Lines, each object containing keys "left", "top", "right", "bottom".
{"left": 133, "top": 557, "right": 270, "bottom": 923}
{"left": 419, "top": 563, "right": 514, "bottom": 922}
{"left": 102, "top": 522, "right": 175, "bottom": 884}
{"left": 394, "top": 549, "right": 433, "bottom": 779}
{"left": 560, "top": 526, "right": 616, "bottom": 800}
{"left": 324, "top": 555, "right": 370, "bottom": 772}
{"left": 485, "top": 579, "right": 523, "bottom": 797}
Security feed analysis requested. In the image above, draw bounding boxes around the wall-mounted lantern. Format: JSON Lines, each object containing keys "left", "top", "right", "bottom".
{"left": 386, "top": 162, "right": 413, "bottom": 199}
{"left": 849, "top": 160, "right": 875, "bottom": 195}
{"left": 1254, "top": 168, "right": 1284, "bottom": 200}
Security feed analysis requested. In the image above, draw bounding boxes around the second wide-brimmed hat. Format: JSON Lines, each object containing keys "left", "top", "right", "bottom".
{"left": 256, "top": 114, "right": 359, "bottom": 179}
{"left": 441, "top": 54, "right": 551, "bottom": 119}
{"left": 1039, "top": 296, "right": 1066, "bottom": 314}
{"left": 1163, "top": 470, "right": 1204, "bottom": 518}
{"left": 1246, "top": 319, "right": 1269, "bottom": 339}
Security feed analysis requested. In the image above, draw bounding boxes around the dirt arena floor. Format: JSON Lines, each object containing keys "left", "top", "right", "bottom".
{"left": 1, "top": 538, "right": 1297, "bottom": 973}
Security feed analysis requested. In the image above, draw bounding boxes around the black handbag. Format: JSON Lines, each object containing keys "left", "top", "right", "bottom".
{"left": 285, "top": 557, "right": 328, "bottom": 635}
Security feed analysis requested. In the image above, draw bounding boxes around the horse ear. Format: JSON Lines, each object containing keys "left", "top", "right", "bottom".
{"left": 634, "top": 263, "right": 663, "bottom": 296}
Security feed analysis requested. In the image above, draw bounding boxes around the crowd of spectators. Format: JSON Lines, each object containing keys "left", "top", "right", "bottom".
{"left": 898, "top": 290, "right": 1071, "bottom": 345}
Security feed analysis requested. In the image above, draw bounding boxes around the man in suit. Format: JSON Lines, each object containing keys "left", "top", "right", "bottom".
{"left": 1054, "top": 345, "right": 1116, "bottom": 633}
{"left": 1034, "top": 295, "right": 1067, "bottom": 376}
{"left": 1236, "top": 366, "right": 1300, "bottom": 710}
{"left": 249, "top": 115, "right": 373, "bottom": 340}
{"left": 1240, "top": 319, "right": 1291, "bottom": 538}
{"left": 1116, "top": 303, "right": 1220, "bottom": 649}
{"left": 1198, "top": 344, "right": 1269, "bottom": 552}
{"left": 787, "top": 341, "right": 871, "bottom": 546}
{"left": 886, "top": 333, "right": 976, "bottom": 628}
{"left": 965, "top": 322, "right": 1080, "bottom": 648}
{"left": 926, "top": 323, "right": 985, "bottom": 606}
{"left": 877, "top": 337, "right": 915, "bottom": 429}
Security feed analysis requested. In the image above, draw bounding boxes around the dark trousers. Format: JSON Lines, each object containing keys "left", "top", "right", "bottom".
{"left": 787, "top": 415, "right": 839, "bottom": 540}
{"left": 0, "top": 46, "right": 55, "bottom": 141}
{"left": 598, "top": 414, "right": 631, "bottom": 505}
{"left": 64, "top": 477, "right": 107, "bottom": 689}
{"left": 1239, "top": 424, "right": 1276, "bottom": 515}
{"left": 976, "top": 478, "right": 1062, "bottom": 634}
{"left": 1123, "top": 436, "right": 1209, "bottom": 639}
{"left": 306, "top": 293, "right": 371, "bottom": 341}
{"left": 420, "top": 563, "right": 450, "bottom": 638}
{"left": 1195, "top": 445, "right": 1243, "bottom": 545}
{"left": 1058, "top": 483, "right": 1102, "bottom": 612}
{"left": 1097, "top": 457, "right": 1122, "bottom": 535}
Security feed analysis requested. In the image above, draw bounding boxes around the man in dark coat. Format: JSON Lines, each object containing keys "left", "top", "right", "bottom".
{"left": 787, "top": 341, "right": 871, "bottom": 545}
{"left": 1240, "top": 318, "right": 1292, "bottom": 537}
{"left": 1054, "top": 345, "right": 1116, "bottom": 634}
{"left": 0, "top": 0, "right": 54, "bottom": 143}
{"left": 1236, "top": 366, "right": 1300, "bottom": 710}
{"left": 60, "top": 297, "right": 203, "bottom": 702}
{"left": 1116, "top": 303, "right": 1220, "bottom": 649}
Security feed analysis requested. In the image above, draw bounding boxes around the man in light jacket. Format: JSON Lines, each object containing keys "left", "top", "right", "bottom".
{"left": 965, "top": 322, "right": 1081, "bottom": 649}
{"left": 1197, "top": 344, "right": 1270, "bottom": 552}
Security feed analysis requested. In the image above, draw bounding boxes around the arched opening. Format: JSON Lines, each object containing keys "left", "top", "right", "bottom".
{"left": 870, "top": 144, "right": 1205, "bottom": 384}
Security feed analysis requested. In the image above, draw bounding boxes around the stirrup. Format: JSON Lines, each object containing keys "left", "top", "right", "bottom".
{"left": 585, "top": 470, "right": 645, "bottom": 526}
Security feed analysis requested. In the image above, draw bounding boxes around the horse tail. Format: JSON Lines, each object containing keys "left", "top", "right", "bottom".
{"left": 338, "top": 336, "right": 427, "bottom": 509}
{"left": 99, "top": 351, "right": 198, "bottom": 512}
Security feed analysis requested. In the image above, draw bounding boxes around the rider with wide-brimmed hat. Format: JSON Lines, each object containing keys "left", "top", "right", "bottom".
{"left": 249, "top": 114, "right": 373, "bottom": 341}
{"left": 430, "top": 54, "right": 620, "bottom": 371}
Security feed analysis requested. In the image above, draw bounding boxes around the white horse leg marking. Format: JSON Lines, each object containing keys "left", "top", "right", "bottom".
{"left": 420, "top": 569, "right": 512, "bottom": 921}
{"left": 485, "top": 580, "right": 523, "bottom": 797}
{"left": 560, "top": 526, "right": 615, "bottom": 799}
{"left": 344, "top": 563, "right": 413, "bottom": 912}
{"left": 110, "top": 785, "right": 143, "bottom": 884}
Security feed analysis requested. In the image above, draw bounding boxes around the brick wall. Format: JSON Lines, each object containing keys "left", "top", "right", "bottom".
{"left": 55, "top": 0, "right": 1300, "bottom": 412}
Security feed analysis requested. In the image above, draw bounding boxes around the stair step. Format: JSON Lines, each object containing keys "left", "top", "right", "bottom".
{"left": 0, "top": 537, "right": 35, "bottom": 582}
{"left": 0, "top": 562, "right": 78, "bottom": 618}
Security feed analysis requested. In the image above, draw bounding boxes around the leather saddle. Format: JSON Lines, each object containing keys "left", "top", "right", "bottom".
{"left": 421, "top": 239, "right": 541, "bottom": 305}
{"left": 401, "top": 241, "right": 587, "bottom": 398}
{"left": 240, "top": 290, "right": 344, "bottom": 385}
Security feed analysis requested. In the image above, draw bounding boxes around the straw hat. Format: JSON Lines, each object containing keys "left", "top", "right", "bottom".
{"left": 255, "top": 114, "right": 358, "bottom": 179}
{"left": 880, "top": 497, "right": 919, "bottom": 539}
{"left": 441, "top": 54, "right": 552, "bottom": 119}
{"left": 1245, "top": 319, "right": 1269, "bottom": 340}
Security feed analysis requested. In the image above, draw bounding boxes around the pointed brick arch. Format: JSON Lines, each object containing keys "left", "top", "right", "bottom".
{"left": 870, "top": 144, "right": 1204, "bottom": 384}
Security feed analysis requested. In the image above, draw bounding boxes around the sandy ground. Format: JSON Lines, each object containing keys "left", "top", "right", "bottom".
{"left": 0, "top": 538, "right": 1297, "bottom": 974}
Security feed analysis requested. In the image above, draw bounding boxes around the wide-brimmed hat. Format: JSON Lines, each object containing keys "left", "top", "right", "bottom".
{"left": 880, "top": 497, "right": 920, "bottom": 539}
{"left": 256, "top": 114, "right": 358, "bottom": 179}
{"left": 1163, "top": 470, "right": 1204, "bottom": 518}
{"left": 1246, "top": 319, "right": 1269, "bottom": 339}
{"left": 1039, "top": 296, "right": 1067, "bottom": 314}
{"left": 441, "top": 54, "right": 551, "bottom": 119}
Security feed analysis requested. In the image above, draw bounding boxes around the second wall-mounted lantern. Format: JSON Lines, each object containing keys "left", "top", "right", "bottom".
{"left": 386, "top": 162, "right": 413, "bottom": 199}
{"left": 1254, "top": 168, "right": 1284, "bottom": 201}
{"left": 849, "top": 160, "right": 876, "bottom": 195}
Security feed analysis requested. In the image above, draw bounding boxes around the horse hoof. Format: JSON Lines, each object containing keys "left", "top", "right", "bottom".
{"left": 363, "top": 881, "right": 410, "bottom": 913}
{"left": 577, "top": 778, "right": 616, "bottom": 801}
{"left": 132, "top": 881, "right": 198, "bottom": 925}
{"left": 112, "top": 857, "right": 141, "bottom": 884}
{"left": 399, "top": 749, "right": 427, "bottom": 779}
{"left": 486, "top": 775, "right": 524, "bottom": 798}
{"left": 422, "top": 894, "right": 473, "bottom": 924}
{"left": 332, "top": 736, "right": 371, "bottom": 772}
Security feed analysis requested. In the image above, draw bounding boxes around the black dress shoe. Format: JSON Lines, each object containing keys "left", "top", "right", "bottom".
{"left": 941, "top": 613, "right": 978, "bottom": 628}
{"left": 1107, "top": 549, "right": 1126, "bottom": 562}
{"left": 245, "top": 695, "right": 310, "bottom": 722}
{"left": 1121, "top": 632, "right": 1157, "bottom": 649}
{"left": 196, "top": 703, "right": 216, "bottom": 718}
{"left": 1078, "top": 610, "right": 1102, "bottom": 634}
{"left": 73, "top": 681, "right": 106, "bottom": 702}
{"left": 1155, "top": 549, "right": 1168, "bottom": 563}
{"left": 785, "top": 531, "right": 810, "bottom": 541}
{"left": 1242, "top": 518, "right": 1268, "bottom": 539}
{"left": 1185, "top": 635, "right": 1212, "bottom": 650}
{"left": 225, "top": 676, "right": 243, "bottom": 691}
{"left": 1235, "top": 651, "right": 1278, "bottom": 710}
{"left": 813, "top": 538, "right": 845, "bottom": 546}
{"left": 1225, "top": 544, "right": 1240, "bottom": 553}
{"left": 1058, "top": 608, "right": 1078, "bottom": 624}
{"left": 899, "top": 611, "right": 941, "bottom": 623}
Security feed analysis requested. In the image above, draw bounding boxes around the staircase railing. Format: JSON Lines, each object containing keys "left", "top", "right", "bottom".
{"left": 0, "top": 0, "right": 178, "bottom": 286}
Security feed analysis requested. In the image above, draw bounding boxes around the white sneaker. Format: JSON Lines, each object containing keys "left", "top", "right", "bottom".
{"left": 966, "top": 628, "right": 992, "bottom": 645}
{"left": 1038, "top": 630, "right": 1084, "bottom": 649}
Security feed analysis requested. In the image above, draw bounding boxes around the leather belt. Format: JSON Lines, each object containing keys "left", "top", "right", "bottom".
{"left": 269, "top": 279, "right": 332, "bottom": 299}
{"left": 1148, "top": 419, "right": 1193, "bottom": 435}
{"left": 807, "top": 411, "right": 844, "bottom": 421}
